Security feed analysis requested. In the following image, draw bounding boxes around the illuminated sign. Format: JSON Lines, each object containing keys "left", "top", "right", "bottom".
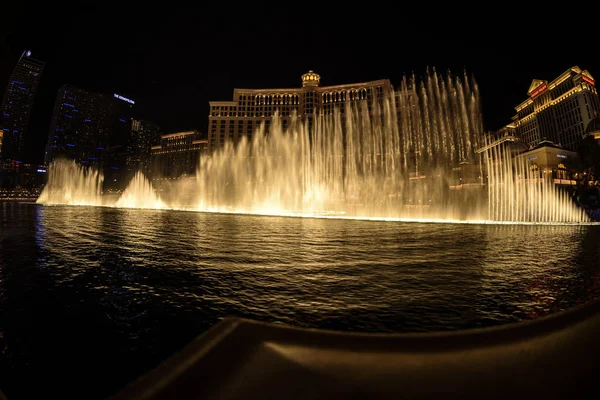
{"left": 529, "top": 83, "right": 547, "bottom": 98}
{"left": 582, "top": 75, "right": 595, "bottom": 86}
{"left": 37, "top": 169, "right": 46, "bottom": 173}
{"left": 557, "top": 154, "right": 567, "bottom": 159}
{"left": 113, "top": 94, "right": 135, "bottom": 104}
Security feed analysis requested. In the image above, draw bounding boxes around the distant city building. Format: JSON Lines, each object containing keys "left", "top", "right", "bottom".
{"left": 510, "top": 66, "right": 599, "bottom": 152}
{"left": 0, "top": 162, "right": 47, "bottom": 190}
{"left": 128, "top": 119, "right": 161, "bottom": 175}
{"left": 151, "top": 130, "right": 207, "bottom": 181}
{"left": 44, "top": 86, "right": 135, "bottom": 185}
{"left": 0, "top": 50, "right": 45, "bottom": 163}
{"left": 476, "top": 124, "right": 525, "bottom": 154}
{"left": 207, "top": 71, "right": 391, "bottom": 150}
{"left": 45, "top": 85, "right": 111, "bottom": 167}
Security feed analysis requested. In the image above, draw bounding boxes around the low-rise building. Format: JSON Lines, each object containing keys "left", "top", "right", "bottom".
{"left": 514, "top": 140, "right": 578, "bottom": 185}
{"left": 151, "top": 130, "right": 207, "bottom": 181}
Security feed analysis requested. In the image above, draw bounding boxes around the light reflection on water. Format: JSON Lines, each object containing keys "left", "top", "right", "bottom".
{"left": 1, "top": 202, "right": 600, "bottom": 398}
{"left": 13, "top": 203, "right": 600, "bottom": 328}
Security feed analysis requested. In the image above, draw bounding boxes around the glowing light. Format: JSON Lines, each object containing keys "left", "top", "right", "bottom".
{"left": 530, "top": 83, "right": 547, "bottom": 98}
{"left": 582, "top": 75, "right": 595, "bottom": 86}
{"left": 115, "top": 171, "right": 165, "bottom": 210}
{"left": 38, "top": 71, "right": 589, "bottom": 224}
{"left": 36, "top": 159, "right": 104, "bottom": 206}
{"left": 113, "top": 94, "right": 135, "bottom": 104}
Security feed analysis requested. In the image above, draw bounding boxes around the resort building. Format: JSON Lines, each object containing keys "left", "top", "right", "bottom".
{"left": 510, "top": 66, "right": 599, "bottom": 152}
{"left": 151, "top": 130, "right": 208, "bottom": 181}
{"left": 207, "top": 71, "right": 392, "bottom": 150}
{"left": 514, "top": 140, "right": 578, "bottom": 185}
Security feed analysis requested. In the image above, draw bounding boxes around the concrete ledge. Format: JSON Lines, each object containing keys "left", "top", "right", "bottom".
{"left": 112, "top": 298, "right": 600, "bottom": 399}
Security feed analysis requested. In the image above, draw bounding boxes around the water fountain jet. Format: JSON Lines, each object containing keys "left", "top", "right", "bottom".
{"left": 37, "top": 71, "right": 589, "bottom": 224}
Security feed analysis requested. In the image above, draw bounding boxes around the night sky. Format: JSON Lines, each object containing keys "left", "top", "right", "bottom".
{"left": 2, "top": 4, "right": 599, "bottom": 164}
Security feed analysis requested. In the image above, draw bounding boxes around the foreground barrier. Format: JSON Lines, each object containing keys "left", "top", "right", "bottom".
{"left": 113, "top": 298, "right": 600, "bottom": 399}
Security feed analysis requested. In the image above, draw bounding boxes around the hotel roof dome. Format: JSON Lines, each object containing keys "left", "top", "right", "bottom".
{"left": 301, "top": 70, "right": 320, "bottom": 87}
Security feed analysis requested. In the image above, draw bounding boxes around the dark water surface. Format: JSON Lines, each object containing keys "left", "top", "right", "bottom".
{"left": 1, "top": 202, "right": 600, "bottom": 398}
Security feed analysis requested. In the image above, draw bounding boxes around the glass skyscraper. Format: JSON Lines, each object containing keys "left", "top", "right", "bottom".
{"left": 44, "top": 85, "right": 136, "bottom": 171}
{"left": 0, "top": 50, "right": 45, "bottom": 163}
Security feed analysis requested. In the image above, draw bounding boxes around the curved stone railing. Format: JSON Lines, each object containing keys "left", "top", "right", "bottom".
{"left": 112, "top": 298, "right": 600, "bottom": 399}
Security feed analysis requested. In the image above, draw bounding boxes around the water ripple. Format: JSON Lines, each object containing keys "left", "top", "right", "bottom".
{"left": 1, "top": 203, "right": 600, "bottom": 398}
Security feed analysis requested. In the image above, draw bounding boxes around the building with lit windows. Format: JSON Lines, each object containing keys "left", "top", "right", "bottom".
{"left": 207, "top": 71, "right": 392, "bottom": 150}
{"left": 477, "top": 124, "right": 525, "bottom": 154}
{"left": 128, "top": 119, "right": 161, "bottom": 175}
{"left": 0, "top": 162, "right": 47, "bottom": 190}
{"left": 151, "top": 130, "right": 208, "bottom": 181}
{"left": 44, "top": 85, "right": 135, "bottom": 171}
{"left": 511, "top": 66, "right": 599, "bottom": 152}
{"left": 45, "top": 85, "right": 111, "bottom": 167}
{"left": 0, "top": 50, "right": 44, "bottom": 163}
{"left": 514, "top": 140, "right": 578, "bottom": 185}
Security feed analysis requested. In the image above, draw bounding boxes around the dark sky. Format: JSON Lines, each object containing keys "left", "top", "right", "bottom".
{"left": 2, "top": 4, "right": 599, "bottom": 164}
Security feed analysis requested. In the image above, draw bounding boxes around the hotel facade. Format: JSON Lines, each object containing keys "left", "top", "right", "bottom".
{"left": 207, "top": 71, "right": 391, "bottom": 150}
{"left": 151, "top": 130, "right": 208, "bottom": 180}
{"left": 511, "top": 66, "right": 599, "bottom": 152}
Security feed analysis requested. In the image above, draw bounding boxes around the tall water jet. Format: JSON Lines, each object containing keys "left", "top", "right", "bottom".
{"left": 483, "top": 137, "right": 586, "bottom": 223}
{"left": 115, "top": 171, "right": 165, "bottom": 209}
{"left": 37, "top": 70, "right": 591, "bottom": 224}
{"left": 37, "top": 158, "right": 104, "bottom": 206}
{"left": 190, "top": 69, "right": 487, "bottom": 220}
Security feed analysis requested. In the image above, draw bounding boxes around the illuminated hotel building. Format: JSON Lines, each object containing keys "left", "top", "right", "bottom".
{"left": 0, "top": 50, "right": 45, "bottom": 163}
{"left": 151, "top": 130, "right": 208, "bottom": 181}
{"left": 514, "top": 140, "right": 578, "bottom": 184}
{"left": 207, "top": 71, "right": 391, "bottom": 150}
{"left": 511, "top": 66, "right": 599, "bottom": 151}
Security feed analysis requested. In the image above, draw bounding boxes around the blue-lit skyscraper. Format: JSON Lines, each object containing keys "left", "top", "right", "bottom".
{"left": 45, "top": 85, "right": 111, "bottom": 167}
{"left": 44, "top": 85, "right": 135, "bottom": 171}
{"left": 0, "top": 50, "right": 45, "bottom": 163}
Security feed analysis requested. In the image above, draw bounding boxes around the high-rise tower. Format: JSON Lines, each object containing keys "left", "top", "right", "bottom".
{"left": 0, "top": 50, "right": 45, "bottom": 163}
